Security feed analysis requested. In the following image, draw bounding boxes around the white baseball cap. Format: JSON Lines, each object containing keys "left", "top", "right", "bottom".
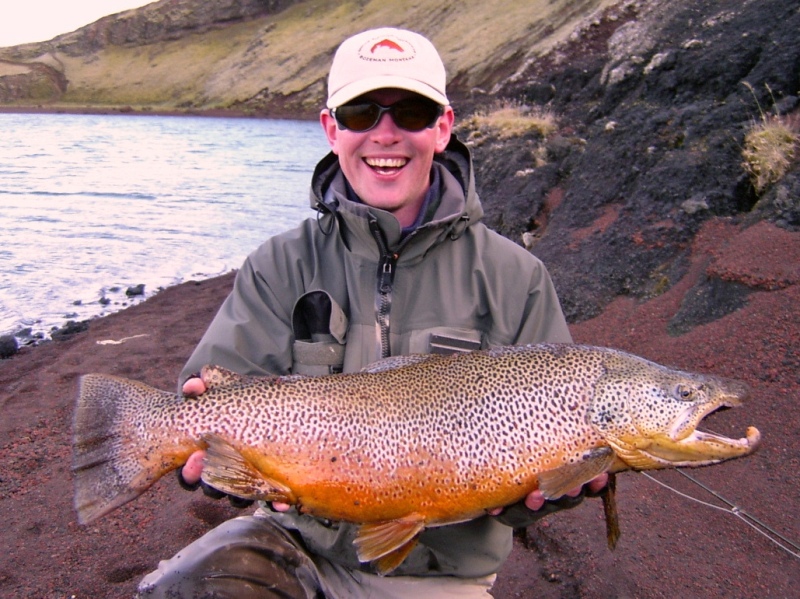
{"left": 326, "top": 27, "right": 449, "bottom": 109}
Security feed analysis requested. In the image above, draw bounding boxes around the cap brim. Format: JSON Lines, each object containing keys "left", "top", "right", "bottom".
{"left": 327, "top": 75, "right": 449, "bottom": 108}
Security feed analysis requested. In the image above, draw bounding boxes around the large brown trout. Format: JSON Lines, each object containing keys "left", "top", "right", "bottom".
{"left": 73, "top": 344, "right": 760, "bottom": 573}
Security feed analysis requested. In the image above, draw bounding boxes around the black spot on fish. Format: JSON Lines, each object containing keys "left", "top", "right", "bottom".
{"left": 596, "top": 410, "right": 614, "bottom": 423}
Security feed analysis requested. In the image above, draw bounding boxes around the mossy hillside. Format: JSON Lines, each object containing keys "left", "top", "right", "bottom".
{"left": 4, "top": 0, "right": 616, "bottom": 111}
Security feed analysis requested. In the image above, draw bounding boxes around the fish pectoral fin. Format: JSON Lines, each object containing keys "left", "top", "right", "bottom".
{"left": 201, "top": 434, "right": 292, "bottom": 503}
{"left": 354, "top": 516, "right": 426, "bottom": 573}
{"left": 606, "top": 436, "right": 670, "bottom": 470}
{"left": 538, "top": 447, "right": 616, "bottom": 499}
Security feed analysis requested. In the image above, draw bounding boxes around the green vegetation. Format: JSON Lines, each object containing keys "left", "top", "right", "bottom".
{"left": 742, "top": 116, "right": 798, "bottom": 193}
{"left": 741, "top": 83, "right": 799, "bottom": 194}
{"left": 457, "top": 101, "right": 558, "bottom": 142}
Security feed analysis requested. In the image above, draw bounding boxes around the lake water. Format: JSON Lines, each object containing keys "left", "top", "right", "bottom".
{"left": 0, "top": 112, "right": 330, "bottom": 341}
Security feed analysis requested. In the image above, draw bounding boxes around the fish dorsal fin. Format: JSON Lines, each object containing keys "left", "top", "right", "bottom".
{"left": 200, "top": 366, "right": 289, "bottom": 390}
{"left": 361, "top": 354, "right": 444, "bottom": 373}
{"left": 201, "top": 433, "right": 293, "bottom": 503}
{"left": 538, "top": 447, "right": 615, "bottom": 499}
{"left": 200, "top": 365, "right": 250, "bottom": 389}
{"left": 354, "top": 515, "right": 426, "bottom": 573}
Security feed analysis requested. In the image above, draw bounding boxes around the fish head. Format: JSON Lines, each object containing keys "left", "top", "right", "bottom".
{"left": 587, "top": 352, "right": 761, "bottom": 470}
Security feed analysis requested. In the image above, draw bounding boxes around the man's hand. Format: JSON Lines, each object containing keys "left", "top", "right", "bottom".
{"left": 180, "top": 449, "right": 206, "bottom": 486}
{"left": 524, "top": 472, "right": 608, "bottom": 511}
{"left": 486, "top": 472, "right": 608, "bottom": 516}
{"left": 179, "top": 377, "right": 284, "bottom": 510}
{"left": 182, "top": 376, "right": 207, "bottom": 398}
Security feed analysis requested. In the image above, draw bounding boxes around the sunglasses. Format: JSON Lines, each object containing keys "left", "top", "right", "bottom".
{"left": 331, "top": 97, "right": 444, "bottom": 132}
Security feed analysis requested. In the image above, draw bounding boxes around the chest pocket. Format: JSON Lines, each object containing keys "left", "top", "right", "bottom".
{"left": 291, "top": 291, "right": 348, "bottom": 376}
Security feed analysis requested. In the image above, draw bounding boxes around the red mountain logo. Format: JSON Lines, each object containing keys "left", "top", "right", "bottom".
{"left": 359, "top": 35, "right": 416, "bottom": 62}
{"left": 371, "top": 39, "right": 404, "bottom": 54}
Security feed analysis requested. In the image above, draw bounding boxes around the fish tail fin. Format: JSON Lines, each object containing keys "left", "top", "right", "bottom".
{"left": 72, "top": 373, "right": 192, "bottom": 524}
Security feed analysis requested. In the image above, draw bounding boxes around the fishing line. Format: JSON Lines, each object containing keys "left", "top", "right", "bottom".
{"left": 638, "top": 470, "right": 800, "bottom": 560}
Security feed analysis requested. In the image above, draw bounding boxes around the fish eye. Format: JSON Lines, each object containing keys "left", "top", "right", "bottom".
{"left": 675, "top": 384, "right": 695, "bottom": 401}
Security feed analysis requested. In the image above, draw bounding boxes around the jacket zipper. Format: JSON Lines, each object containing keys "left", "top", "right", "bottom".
{"left": 369, "top": 219, "right": 398, "bottom": 359}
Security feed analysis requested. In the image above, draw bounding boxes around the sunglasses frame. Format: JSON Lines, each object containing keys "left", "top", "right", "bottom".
{"left": 331, "top": 97, "right": 444, "bottom": 133}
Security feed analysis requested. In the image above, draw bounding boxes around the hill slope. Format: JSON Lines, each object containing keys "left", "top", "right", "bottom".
{"left": 0, "top": 0, "right": 617, "bottom": 115}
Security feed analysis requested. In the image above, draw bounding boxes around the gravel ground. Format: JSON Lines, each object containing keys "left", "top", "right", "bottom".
{"left": 0, "top": 217, "right": 797, "bottom": 598}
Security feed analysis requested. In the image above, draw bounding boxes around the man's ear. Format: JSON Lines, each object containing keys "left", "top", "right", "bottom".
{"left": 320, "top": 109, "right": 339, "bottom": 153}
{"left": 434, "top": 106, "right": 455, "bottom": 153}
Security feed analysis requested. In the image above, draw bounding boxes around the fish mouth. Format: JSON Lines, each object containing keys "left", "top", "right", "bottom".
{"left": 647, "top": 426, "right": 761, "bottom": 465}
{"left": 667, "top": 391, "right": 745, "bottom": 441}
{"left": 652, "top": 397, "right": 761, "bottom": 466}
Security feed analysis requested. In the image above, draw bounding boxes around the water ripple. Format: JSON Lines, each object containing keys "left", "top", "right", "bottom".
{"left": 0, "top": 113, "right": 328, "bottom": 339}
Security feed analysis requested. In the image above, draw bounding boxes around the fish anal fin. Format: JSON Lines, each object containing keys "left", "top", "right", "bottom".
{"left": 201, "top": 433, "right": 293, "bottom": 503}
{"left": 538, "top": 447, "right": 615, "bottom": 499}
{"left": 355, "top": 516, "right": 426, "bottom": 573}
{"left": 373, "top": 538, "right": 420, "bottom": 575}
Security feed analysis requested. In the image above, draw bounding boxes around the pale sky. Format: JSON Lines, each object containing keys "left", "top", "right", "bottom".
{"left": 0, "top": 1, "right": 156, "bottom": 47}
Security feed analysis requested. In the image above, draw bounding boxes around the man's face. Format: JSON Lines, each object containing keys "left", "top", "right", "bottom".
{"left": 321, "top": 89, "right": 454, "bottom": 228}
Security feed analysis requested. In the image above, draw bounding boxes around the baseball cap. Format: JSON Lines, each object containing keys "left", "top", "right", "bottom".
{"left": 326, "top": 27, "right": 449, "bottom": 109}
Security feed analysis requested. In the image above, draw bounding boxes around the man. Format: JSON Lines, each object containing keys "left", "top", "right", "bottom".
{"left": 138, "top": 27, "right": 606, "bottom": 598}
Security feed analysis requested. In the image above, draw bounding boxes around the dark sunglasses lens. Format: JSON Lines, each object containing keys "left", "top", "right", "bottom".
{"left": 391, "top": 98, "right": 441, "bottom": 131}
{"left": 335, "top": 98, "right": 442, "bottom": 132}
{"left": 334, "top": 104, "right": 381, "bottom": 131}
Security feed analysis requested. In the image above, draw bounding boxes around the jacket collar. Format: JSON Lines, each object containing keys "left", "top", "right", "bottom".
{"left": 309, "top": 135, "right": 483, "bottom": 251}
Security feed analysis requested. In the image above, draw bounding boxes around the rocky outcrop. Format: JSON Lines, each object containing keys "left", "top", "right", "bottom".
{"left": 472, "top": 0, "right": 799, "bottom": 323}
{"left": 5, "top": 0, "right": 297, "bottom": 57}
{"left": 62, "top": 0, "right": 295, "bottom": 55}
{"left": 0, "top": 0, "right": 796, "bottom": 330}
{"left": 0, "top": 59, "right": 67, "bottom": 102}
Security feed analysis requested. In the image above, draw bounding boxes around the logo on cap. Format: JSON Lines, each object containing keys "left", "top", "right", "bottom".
{"left": 358, "top": 36, "right": 417, "bottom": 62}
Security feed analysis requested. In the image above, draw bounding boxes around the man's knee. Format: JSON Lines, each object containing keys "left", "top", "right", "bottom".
{"left": 137, "top": 514, "right": 319, "bottom": 599}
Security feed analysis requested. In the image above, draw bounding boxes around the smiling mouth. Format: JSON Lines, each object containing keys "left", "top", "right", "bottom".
{"left": 365, "top": 157, "right": 407, "bottom": 174}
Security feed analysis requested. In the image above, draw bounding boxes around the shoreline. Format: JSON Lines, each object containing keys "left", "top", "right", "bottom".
{"left": 5, "top": 269, "right": 238, "bottom": 351}
{"left": 0, "top": 103, "right": 317, "bottom": 121}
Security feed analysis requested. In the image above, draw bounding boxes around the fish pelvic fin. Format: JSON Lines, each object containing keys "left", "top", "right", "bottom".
{"left": 538, "top": 447, "right": 616, "bottom": 500}
{"left": 72, "top": 374, "right": 192, "bottom": 525}
{"left": 201, "top": 433, "right": 293, "bottom": 503}
{"left": 355, "top": 516, "right": 426, "bottom": 574}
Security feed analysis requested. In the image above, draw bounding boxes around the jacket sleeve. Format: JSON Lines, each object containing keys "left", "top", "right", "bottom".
{"left": 512, "top": 257, "right": 573, "bottom": 345}
{"left": 178, "top": 248, "right": 296, "bottom": 393}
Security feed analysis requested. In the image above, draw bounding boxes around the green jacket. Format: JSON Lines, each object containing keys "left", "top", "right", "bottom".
{"left": 181, "top": 135, "right": 572, "bottom": 578}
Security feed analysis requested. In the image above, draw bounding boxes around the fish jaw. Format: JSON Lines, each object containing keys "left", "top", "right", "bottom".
{"left": 609, "top": 426, "right": 761, "bottom": 470}
{"left": 643, "top": 378, "right": 760, "bottom": 467}
{"left": 665, "top": 378, "right": 748, "bottom": 441}
{"left": 590, "top": 352, "right": 760, "bottom": 471}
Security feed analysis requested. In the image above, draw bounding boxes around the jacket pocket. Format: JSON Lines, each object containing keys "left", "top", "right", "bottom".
{"left": 291, "top": 290, "right": 348, "bottom": 375}
{"left": 409, "top": 326, "right": 483, "bottom": 355}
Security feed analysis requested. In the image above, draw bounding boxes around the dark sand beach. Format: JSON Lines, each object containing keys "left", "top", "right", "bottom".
{"left": 1, "top": 218, "right": 798, "bottom": 598}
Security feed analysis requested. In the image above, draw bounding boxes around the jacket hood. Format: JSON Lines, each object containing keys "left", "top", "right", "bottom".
{"left": 308, "top": 135, "right": 484, "bottom": 246}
